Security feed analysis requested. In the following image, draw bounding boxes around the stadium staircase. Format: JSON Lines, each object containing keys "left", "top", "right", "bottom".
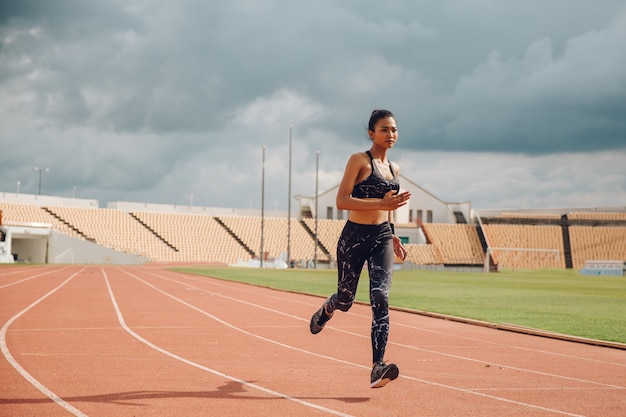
{"left": 128, "top": 212, "right": 179, "bottom": 252}
{"left": 299, "top": 220, "right": 331, "bottom": 258}
{"left": 212, "top": 217, "right": 256, "bottom": 258}
{"left": 474, "top": 224, "right": 496, "bottom": 272}
{"left": 42, "top": 207, "right": 94, "bottom": 242}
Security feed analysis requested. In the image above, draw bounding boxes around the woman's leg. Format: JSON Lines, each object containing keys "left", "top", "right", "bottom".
{"left": 368, "top": 227, "right": 395, "bottom": 364}
{"left": 326, "top": 221, "right": 369, "bottom": 313}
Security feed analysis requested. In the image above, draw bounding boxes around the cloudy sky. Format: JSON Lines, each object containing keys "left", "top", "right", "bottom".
{"left": 1, "top": 0, "right": 625, "bottom": 212}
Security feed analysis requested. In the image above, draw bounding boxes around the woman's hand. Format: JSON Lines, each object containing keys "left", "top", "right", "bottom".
{"left": 381, "top": 190, "right": 411, "bottom": 210}
{"left": 392, "top": 235, "right": 408, "bottom": 260}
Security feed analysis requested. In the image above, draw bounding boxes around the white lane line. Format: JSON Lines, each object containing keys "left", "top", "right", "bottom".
{"left": 0, "top": 266, "right": 44, "bottom": 278}
{"left": 126, "top": 268, "right": 591, "bottom": 417}
{"left": 8, "top": 326, "right": 198, "bottom": 332}
{"left": 0, "top": 268, "right": 88, "bottom": 417}
{"left": 390, "top": 317, "right": 626, "bottom": 368}
{"left": 175, "top": 270, "right": 626, "bottom": 368}
{"left": 0, "top": 266, "right": 71, "bottom": 289}
{"left": 390, "top": 338, "right": 626, "bottom": 390}
{"left": 103, "top": 268, "right": 356, "bottom": 417}
{"left": 148, "top": 268, "right": 626, "bottom": 390}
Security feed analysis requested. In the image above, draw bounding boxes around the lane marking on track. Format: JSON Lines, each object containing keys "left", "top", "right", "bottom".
{"left": 148, "top": 268, "right": 626, "bottom": 390}
{"left": 123, "top": 268, "right": 593, "bottom": 417}
{"left": 0, "top": 267, "right": 88, "bottom": 417}
{"left": 390, "top": 318, "right": 626, "bottom": 368}
{"left": 172, "top": 271, "right": 322, "bottom": 307}
{"left": 166, "top": 269, "right": 626, "bottom": 367}
{"left": 178, "top": 271, "right": 626, "bottom": 367}
{"left": 472, "top": 386, "right": 620, "bottom": 392}
{"left": 7, "top": 326, "right": 198, "bottom": 332}
{"left": 0, "top": 266, "right": 71, "bottom": 289}
{"left": 0, "top": 266, "right": 46, "bottom": 278}
{"left": 389, "top": 339, "right": 626, "bottom": 390}
{"left": 104, "top": 268, "right": 356, "bottom": 417}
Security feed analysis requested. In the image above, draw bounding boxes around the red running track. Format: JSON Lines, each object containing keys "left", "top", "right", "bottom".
{"left": 0, "top": 265, "right": 625, "bottom": 417}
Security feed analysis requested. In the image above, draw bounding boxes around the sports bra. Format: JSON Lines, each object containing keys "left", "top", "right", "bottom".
{"left": 351, "top": 151, "right": 400, "bottom": 199}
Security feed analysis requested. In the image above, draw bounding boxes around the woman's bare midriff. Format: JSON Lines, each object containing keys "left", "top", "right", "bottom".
{"left": 347, "top": 199, "right": 389, "bottom": 225}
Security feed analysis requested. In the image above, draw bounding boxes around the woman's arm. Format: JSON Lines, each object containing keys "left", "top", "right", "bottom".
{"left": 390, "top": 161, "right": 408, "bottom": 259}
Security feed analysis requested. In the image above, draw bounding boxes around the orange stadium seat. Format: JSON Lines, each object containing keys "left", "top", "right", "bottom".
{"left": 2, "top": 201, "right": 624, "bottom": 270}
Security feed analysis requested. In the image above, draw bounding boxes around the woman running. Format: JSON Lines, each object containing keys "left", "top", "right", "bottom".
{"left": 310, "top": 109, "right": 411, "bottom": 388}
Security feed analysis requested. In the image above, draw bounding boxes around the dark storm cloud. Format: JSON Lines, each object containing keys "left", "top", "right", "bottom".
{"left": 412, "top": 19, "right": 626, "bottom": 154}
{"left": 1, "top": 0, "right": 625, "bottom": 209}
{"left": 3, "top": 0, "right": 624, "bottom": 150}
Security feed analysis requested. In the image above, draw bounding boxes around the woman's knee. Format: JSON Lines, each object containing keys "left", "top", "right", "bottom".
{"left": 370, "top": 288, "right": 388, "bottom": 308}
{"left": 336, "top": 292, "right": 355, "bottom": 311}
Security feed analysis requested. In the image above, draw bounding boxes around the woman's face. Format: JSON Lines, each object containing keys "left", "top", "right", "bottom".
{"left": 369, "top": 116, "right": 398, "bottom": 148}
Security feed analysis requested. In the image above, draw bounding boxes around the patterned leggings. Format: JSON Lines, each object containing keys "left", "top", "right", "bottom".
{"left": 325, "top": 220, "right": 394, "bottom": 364}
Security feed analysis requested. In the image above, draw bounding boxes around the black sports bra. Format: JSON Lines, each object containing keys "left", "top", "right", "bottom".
{"left": 351, "top": 151, "right": 400, "bottom": 199}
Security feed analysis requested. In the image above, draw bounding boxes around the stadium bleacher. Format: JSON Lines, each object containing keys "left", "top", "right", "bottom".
{"left": 569, "top": 226, "right": 626, "bottom": 270}
{"left": 480, "top": 224, "right": 565, "bottom": 269}
{"left": 1, "top": 201, "right": 624, "bottom": 272}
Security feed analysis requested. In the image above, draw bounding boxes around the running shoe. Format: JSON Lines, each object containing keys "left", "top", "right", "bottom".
{"left": 309, "top": 300, "right": 333, "bottom": 334}
{"left": 370, "top": 361, "right": 399, "bottom": 388}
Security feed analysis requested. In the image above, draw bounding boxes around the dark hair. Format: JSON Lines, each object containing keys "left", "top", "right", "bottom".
{"left": 368, "top": 109, "right": 396, "bottom": 132}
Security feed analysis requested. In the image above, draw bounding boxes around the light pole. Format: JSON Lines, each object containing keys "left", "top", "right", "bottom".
{"left": 287, "top": 125, "right": 293, "bottom": 268}
{"left": 33, "top": 166, "right": 50, "bottom": 195}
{"left": 314, "top": 150, "right": 319, "bottom": 269}
{"left": 260, "top": 145, "right": 266, "bottom": 269}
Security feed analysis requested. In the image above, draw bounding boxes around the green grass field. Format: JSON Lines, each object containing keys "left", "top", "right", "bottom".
{"left": 173, "top": 266, "right": 626, "bottom": 344}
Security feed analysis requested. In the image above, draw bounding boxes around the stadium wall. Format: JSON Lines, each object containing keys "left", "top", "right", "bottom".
{"left": 2, "top": 224, "right": 51, "bottom": 263}
{"left": 0, "top": 224, "right": 148, "bottom": 265}
{"left": 475, "top": 207, "right": 626, "bottom": 219}
{"left": 107, "top": 201, "right": 287, "bottom": 217}
{"left": 47, "top": 230, "right": 149, "bottom": 265}
{"left": 0, "top": 225, "right": 9, "bottom": 263}
{"left": 0, "top": 192, "right": 99, "bottom": 208}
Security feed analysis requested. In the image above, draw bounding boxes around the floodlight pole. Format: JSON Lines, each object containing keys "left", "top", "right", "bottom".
{"left": 260, "top": 145, "right": 266, "bottom": 268}
{"left": 314, "top": 150, "right": 319, "bottom": 268}
{"left": 33, "top": 166, "right": 50, "bottom": 195}
{"left": 287, "top": 125, "right": 292, "bottom": 268}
